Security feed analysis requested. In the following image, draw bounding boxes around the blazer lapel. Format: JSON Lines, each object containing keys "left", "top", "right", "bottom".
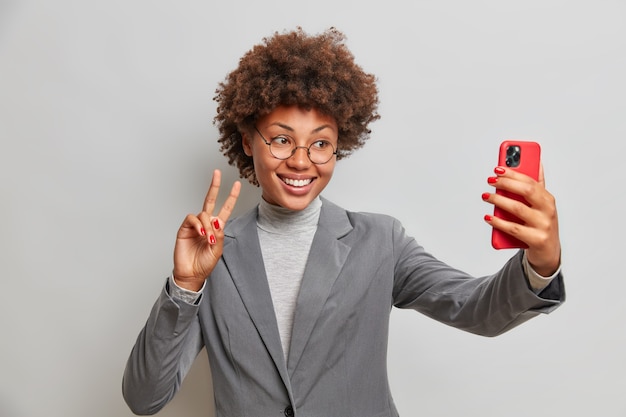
{"left": 221, "top": 207, "right": 292, "bottom": 393}
{"left": 287, "top": 198, "right": 353, "bottom": 375}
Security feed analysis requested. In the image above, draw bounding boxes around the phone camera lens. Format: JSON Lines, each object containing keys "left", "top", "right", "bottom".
{"left": 505, "top": 146, "right": 521, "bottom": 167}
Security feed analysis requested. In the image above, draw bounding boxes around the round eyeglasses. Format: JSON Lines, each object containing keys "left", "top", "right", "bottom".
{"left": 254, "top": 127, "right": 337, "bottom": 165}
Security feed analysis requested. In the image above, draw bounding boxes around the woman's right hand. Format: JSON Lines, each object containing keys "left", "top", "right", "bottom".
{"left": 172, "top": 169, "right": 241, "bottom": 291}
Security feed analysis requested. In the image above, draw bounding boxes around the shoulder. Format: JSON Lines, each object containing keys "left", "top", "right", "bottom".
{"left": 320, "top": 197, "right": 402, "bottom": 234}
{"left": 320, "top": 198, "right": 417, "bottom": 260}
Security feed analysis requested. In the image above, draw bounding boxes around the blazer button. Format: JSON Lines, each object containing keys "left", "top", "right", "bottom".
{"left": 284, "top": 405, "right": 294, "bottom": 417}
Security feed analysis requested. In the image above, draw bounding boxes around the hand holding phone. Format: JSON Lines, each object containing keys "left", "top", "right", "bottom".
{"left": 490, "top": 140, "right": 541, "bottom": 249}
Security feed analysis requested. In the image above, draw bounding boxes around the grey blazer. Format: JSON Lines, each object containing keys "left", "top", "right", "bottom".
{"left": 123, "top": 198, "right": 564, "bottom": 417}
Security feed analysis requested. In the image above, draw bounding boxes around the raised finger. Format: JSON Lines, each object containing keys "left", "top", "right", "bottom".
{"left": 202, "top": 169, "right": 222, "bottom": 214}
{"left": 216, "top": 180, "right": 242, "bottom": 223}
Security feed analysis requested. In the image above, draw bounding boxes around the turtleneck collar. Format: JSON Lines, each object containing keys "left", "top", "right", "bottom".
{"left": 257, "top": 197, "right": 322, "bottom": 235}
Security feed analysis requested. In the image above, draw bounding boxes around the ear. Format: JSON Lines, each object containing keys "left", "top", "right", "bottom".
{"left": 241, "top": 131, "right": 253, "bottom": 157}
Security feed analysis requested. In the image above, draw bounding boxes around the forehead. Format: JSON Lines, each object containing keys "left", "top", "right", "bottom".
{"left": 257, "top": 105, "right": 338, "bottom": 132}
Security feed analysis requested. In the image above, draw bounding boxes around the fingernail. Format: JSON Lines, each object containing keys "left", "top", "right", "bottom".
{"left": 213, "top": 219, "right": 220, "bottom": 230}
{"left": 200, "top": 228, "right": 206, "bottom": 236}
{"left": 488, "top": 176, "right": 498, "bottom": 184}
{"left": 481, "top": 192, "right": 490, "bottom": 201}
{"left": 209, "top": 235, "right": 216, "bottom": 244}
{"left": 484, "top": 214, "right": 493, "bottom": 222}
{"left": 494, "top": 166, "right": 506, "bottom": 175}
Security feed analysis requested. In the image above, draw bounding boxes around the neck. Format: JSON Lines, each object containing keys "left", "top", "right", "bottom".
{"left": 257, "top": 197, "right": 322, "bottom": 234}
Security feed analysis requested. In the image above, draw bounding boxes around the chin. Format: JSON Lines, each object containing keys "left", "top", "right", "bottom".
{"left": 265, "top": 194, "right": 317, "bottom": 211}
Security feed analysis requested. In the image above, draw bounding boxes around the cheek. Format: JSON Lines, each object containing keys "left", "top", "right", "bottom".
{"left": 319, "top": 161, "right": 337, "bottom": 180}
{"left": 251, "top": 153, "right": 278, "bottom": 180}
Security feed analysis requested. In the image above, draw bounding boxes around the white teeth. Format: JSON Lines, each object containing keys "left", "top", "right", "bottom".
{"left": 283, "top": 178, "right": 312, "bottom": 187}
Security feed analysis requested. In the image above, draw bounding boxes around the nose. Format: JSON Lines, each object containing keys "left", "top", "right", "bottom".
{"left": 286, "top": 146, "right": 311, "bottom": 169}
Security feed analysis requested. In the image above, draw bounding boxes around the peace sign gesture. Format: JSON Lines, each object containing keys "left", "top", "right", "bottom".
{"left": 173, "top": 170, "right": 241, "bottom": 291}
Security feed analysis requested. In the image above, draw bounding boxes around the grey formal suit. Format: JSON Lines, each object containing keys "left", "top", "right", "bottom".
{"left": 123, "top": 197, "right": 564, "bottom": 417}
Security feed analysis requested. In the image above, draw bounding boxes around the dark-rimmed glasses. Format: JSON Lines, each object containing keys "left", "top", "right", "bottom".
{"left": 254, "top": 126, "right": 337, "bottom": 165}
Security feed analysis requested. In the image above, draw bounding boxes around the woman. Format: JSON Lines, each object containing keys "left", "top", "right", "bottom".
{"left": 123, "top": 28, "right": 564, "bottom": 417}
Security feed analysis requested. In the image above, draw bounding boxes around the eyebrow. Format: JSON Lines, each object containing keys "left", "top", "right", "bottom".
{"left": 268, "top": 122, "right": 335, "bottom": 135}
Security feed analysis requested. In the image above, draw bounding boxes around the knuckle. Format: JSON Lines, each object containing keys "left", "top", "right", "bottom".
{"left": 520, "top": 183, "right": 536, "bottom": 199}
{"left": 529, "top": 231, "right": 550, "bottom": 250}
{"left": 184, "top": 213, "right": 200, "bottom": 225}
{"left": 537, "top": 232, "right": 550, "bottom": 247}
{"left": 544, "top": 198, "right": 558, "bottom": 217}
{"left": 223, "top": 202, "right": 234, "bottom": 212}
{"left": 509, "top": 202, "right": 527, "bottom": 218}
{"left": 508, "top": 222, "right": 523, "bottom": 237}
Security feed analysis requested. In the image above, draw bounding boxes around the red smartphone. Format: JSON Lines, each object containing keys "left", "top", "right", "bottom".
{"left": 491, "top": 140, "right": 541, "bottom": 250}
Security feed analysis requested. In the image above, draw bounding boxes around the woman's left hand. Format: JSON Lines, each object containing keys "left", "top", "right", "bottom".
{"left": 483, "top": 165, "right": 561, "bottom": 276}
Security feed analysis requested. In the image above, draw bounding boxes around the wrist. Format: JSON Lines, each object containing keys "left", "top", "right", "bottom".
{"left": 525, "top": 250, "right": 561, "bottom": 277}
{"left": 172, "top": 273, "right": 204, "bottom": 292}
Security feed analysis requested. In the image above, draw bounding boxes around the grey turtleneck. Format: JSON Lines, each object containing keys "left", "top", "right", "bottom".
{"left": 257, "top": 197, "right": 321, "bottom": 361}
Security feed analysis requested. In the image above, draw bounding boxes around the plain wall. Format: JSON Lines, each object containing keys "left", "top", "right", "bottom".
{"left": 1, "top": 0, "right": 624, "bottom": 416}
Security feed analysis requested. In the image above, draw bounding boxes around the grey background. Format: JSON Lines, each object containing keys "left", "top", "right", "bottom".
{"left": 1, "top": 0, "right": 624, "bottom": 416}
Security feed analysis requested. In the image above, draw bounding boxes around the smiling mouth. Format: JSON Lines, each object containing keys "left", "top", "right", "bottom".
{"left": 281, "top": 177, "right": 313, "bottom": 187}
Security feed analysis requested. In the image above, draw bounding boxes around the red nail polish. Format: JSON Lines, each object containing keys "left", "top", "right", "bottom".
{"left": 494, "top": 166, "right": 506, "bottom": 175}
{"left": 484, "top": 214, "right": 493, "bottom": 222}
{"left": 481, "top": 192, "right": 490, "bottom": 200}
{"left": 213, "top": 219, "right": 220, "bottom": 230}
{"left": 209, "top": 235, "right": 216, "bottom": 244}
{"left": 200, "top": 228, "right": 206, "bottom": 236}
{"left": 488, "top": 176, "right": 498, "bottom": 184}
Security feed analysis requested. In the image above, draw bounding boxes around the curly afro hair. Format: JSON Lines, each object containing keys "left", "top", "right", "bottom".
{"left": 213, "top": 27, "right": 380, "bottom": 185}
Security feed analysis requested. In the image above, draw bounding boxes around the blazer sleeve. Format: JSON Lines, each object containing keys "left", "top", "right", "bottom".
{"left": 390, "top": 218, "right": 565, "bottom": 337}
{"left": 122, "top": 279, "right": 205, "bottom": 415}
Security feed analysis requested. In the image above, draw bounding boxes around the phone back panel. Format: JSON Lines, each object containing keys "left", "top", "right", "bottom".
{"left": 492, "top": 140, "right": 541, "bottom": 249}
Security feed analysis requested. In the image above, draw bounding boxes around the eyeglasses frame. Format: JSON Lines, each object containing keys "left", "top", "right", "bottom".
{"left": 253, "top": 126, "right": 338, "bottom": 165}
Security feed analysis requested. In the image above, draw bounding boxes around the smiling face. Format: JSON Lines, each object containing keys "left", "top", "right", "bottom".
{"left": 242, "top": 105, "right": 338, "bottom": 211}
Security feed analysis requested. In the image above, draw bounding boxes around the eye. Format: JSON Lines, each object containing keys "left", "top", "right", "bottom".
{"left": 270, "top": 136, "right": 293, "bottom": 147}
{"left": 311, "top": 140, "right": 333, "bottom": 150}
